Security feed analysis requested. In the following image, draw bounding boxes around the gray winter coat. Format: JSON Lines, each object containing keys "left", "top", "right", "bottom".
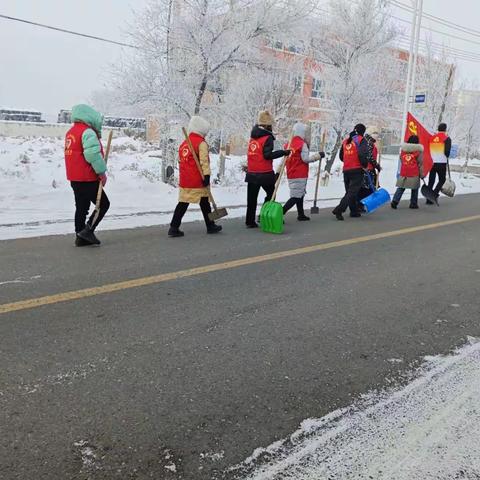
{"left": 396, "top": 142, "right": 424, "bottom": 189}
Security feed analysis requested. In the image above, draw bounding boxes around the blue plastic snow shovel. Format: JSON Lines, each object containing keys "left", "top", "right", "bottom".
{"left": 360, "top": 172, "right": 391, "bottom": 214}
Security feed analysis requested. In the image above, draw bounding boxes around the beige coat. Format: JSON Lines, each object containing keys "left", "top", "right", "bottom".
{"left": 179, "top": 141, "right": 211, "bottom": 203}
{"left": 396, "top": 142, "right": 424, "bottom": 190}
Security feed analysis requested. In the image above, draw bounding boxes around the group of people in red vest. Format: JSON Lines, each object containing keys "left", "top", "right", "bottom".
{"left": 64, "top": 105, "right": 453, "bottom": 244}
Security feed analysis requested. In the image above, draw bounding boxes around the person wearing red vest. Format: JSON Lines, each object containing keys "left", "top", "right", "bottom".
{"left": 332, "top": 123, "right": 369, "bottom": 221}
{"left": 168, "top": 115, "right": 222, "bottom": 237}
{"left": 64, "top": 104, "right": 109, "bottom": 246}
{"left": 427, "top": 123, "right": 452, "bottom": 204}
{"left": 245, "top": 110, "right": 291, "bottom": 228}
{"left": 282, "top": 122, "right": 324, "bottom": 221}
{"left": 391, "top": 135, "right": 424, "bottom": 209}
{"left": 358, "top": 130, "right": 382, "bottom": 206}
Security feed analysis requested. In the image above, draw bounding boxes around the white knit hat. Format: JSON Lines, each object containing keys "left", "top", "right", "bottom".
{"left": 188, "top": 116, "right": 210, "bottom": 137}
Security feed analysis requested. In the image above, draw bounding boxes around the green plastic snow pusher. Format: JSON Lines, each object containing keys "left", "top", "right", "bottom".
{"left": 260, "top": 143, "right": 291, "bottom": 234}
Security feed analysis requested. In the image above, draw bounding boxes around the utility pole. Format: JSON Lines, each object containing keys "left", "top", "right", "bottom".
{"left": 400, "top": 0, "right": 422, "bottom": 142}
{"left": 409, "top": 0, "right": 423, "bottom": 105}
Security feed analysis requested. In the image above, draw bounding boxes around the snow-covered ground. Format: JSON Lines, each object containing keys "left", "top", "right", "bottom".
{"left": 1, "top": 135, "right": 480, "bottom": 240}
{"left": 233, "top": 338, "right": 480, "bottom": 480}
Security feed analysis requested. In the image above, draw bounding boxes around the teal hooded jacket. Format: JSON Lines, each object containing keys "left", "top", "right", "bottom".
{"left": 71, "top": 104, "right": 107, "bottom": 174}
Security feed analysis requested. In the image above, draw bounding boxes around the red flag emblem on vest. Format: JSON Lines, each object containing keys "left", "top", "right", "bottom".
{"left": 404, "top": 112, "right": 433, "bottom": 175}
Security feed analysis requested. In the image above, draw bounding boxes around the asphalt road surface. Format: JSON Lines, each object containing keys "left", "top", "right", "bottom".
{"left": 1, "top": 194, "right": 480, "bottom": 479}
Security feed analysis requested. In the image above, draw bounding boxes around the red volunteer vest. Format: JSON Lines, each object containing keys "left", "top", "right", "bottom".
{"left": 179, "top": 133, "right": 208, "bottom": 188}
{"left": 367, "top": 143, "right": 378, "bottom": 171}
{"left": 285, "top": 136, "right": 308, "bottom": 179}
{"left": 247, "top": 135, "right": 273, "bottom": 173}
{"left": 400, "top": 150, "right": 420, "bottom": 177}
{"left": 65, "top": 122, "right": 103, "bottom": 182}
{"left": 342, "top": 135, "right": 363, "bottom": 171}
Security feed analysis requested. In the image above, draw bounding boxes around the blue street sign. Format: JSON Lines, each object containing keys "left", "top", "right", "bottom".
{"left": 415, "top": 94, "right": 426, "bottom": 104}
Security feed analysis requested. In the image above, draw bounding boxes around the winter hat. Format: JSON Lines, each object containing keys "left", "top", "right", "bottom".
{"left": 354, "top": 123, "right": 367, "bottom": 136}
{"left": 438, "top": 123, "right": 447, "bottom": 132}
{"left": 257, "top": 110, "right": 274, "bottom": 127}
{"left": 292, "top": 122, "right": 307, "bottom": 140}
{"left": 188, "top": 115, "right": 210, "bottom": 137}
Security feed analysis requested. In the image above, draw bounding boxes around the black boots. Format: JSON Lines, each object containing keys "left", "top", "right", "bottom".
{"left": 76, "top": 225, "right": 101, "bottom": 245}
{"left": 332, "top": 209, "right": 344, "bottom": 221}
{"left": 168, "top": 223, "right": 222, "bottom": 237}
{"left": 391, "top": 201, "right": 398, "bottom": 209}
{"left": 168, "top": 227, "right": 185, "bottom": 237}
{"left": 207, "top": 223, "right": 222, "bottom": 234}
{"left": 297, "top": 215, "right": 310, "bottom": 221}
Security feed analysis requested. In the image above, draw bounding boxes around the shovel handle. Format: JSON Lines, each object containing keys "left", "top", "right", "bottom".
{"left": 313, "top": 131, "right": 327, "bottom": 207}
{"left": 375, "top": 140, "right": 382, "bottom": 189}
{"left": 272, "top": 137, "right": 294, "bottom": 202}
{"left": 91, "top": 130, "right": 113, "bottom": 226}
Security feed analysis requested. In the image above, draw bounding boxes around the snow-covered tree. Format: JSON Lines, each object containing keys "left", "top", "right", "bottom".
{"left": 411, "top": 39, "right": 456, "bottom": 132}
{"left": 115, "top": 0, "right": 317, "bottom": 124}
{"left": 453, "top": 87, "right": 480, "bottom": 169}
{"left": 308, "top": 0, "right": 398, "bottom": 172}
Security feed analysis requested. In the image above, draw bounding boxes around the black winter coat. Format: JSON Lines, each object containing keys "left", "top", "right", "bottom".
{"left": 245, "top": 125, "right": 286, "bottom": 186}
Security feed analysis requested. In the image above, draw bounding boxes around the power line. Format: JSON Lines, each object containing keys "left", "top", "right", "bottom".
{"left": 392, "top": 13, "right": 480, "bottom": 49}
{"left": 389, "top": 0, "right": 480, "bottom": 40}
{"left": 0, "top": 13, "right": 137, "bottom": 49}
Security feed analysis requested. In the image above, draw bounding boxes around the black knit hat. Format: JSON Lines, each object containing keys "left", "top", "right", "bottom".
{"left": 438, "top": 123, "right": 447, "bottom": 132}
{"left": 354, "top": 123, "right": 367, "bottom": 136}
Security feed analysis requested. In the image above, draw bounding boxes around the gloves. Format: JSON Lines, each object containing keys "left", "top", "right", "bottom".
{"left": 375, "top": 164, "right": 382, "bottom": 172}
{"left": 283, "top": 149, "right": 292, "bottom": 156}
{"left": 274, "top": 172, "right": 280, "bottom": 182}
{"left": 99, "top": 173, "right": 107, "bottom": 186}
{"left": 319, "top": 151, "right": 326, "bottom": 159}
{"left": 202, "top": 175, "right": 210, "bottom": 187}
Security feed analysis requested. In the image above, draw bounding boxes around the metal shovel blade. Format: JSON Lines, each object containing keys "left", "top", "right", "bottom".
{"left": 310, "top": 205, "right": 320, "bottom": 214}
{"left": 208, "top": 208, "right": 228, "bottom": 222}
{"left": 421, "top": 184, "right": 438, "bottom": 205}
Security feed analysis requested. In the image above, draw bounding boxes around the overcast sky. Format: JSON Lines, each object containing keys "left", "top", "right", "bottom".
{"left": 1, "top": 0, "right": 479, "bottom": 121}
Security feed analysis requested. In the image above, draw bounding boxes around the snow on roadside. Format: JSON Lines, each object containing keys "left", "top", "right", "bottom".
{"left": 232, "top": 338, "right": 480, "bottom": 480}
{"left": 1, "top": 135, "right": 480, "bottom": 240}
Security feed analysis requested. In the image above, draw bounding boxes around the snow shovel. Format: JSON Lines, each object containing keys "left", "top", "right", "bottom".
{"left": 360, "top": 171, "right": 391, "bottom": 214}
{"left": 260, "top": 141, "right": 292, "bottom": 234}
{"left": 181, "top": 127, "right": 227, "bottom": 222}
{"left": 90, "top": 130, "right": 113, "bottom": 227}
{"left": 421, "top": 179, "right": 439, "bottom": 205}
{"left": 311, "top": 131, "right": 327, "bottom": 214}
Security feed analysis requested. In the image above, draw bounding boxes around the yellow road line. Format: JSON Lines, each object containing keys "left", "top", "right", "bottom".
{"left": 1, "top": 214, "right": 480, "bottom": 315}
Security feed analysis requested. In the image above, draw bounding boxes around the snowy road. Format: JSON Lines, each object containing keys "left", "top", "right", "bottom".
{"left": 1, "top": 193, "right": 480, "bottom": 479}
{"left": 234, "top": 340, "right": 480, "bottom": 480}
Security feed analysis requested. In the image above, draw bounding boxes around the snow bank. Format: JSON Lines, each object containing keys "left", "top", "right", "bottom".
{"left": 1, "top": 135, "right": 480, "bottom": 240}
{"left": 233, "top": 338, "right": 480, "bottom": 480}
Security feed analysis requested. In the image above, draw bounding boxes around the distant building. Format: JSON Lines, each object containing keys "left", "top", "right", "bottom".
{"left": 0, "top": 108, "right": 44, "bottom": 122}
{"left": 57, "top": 110, "right": 146, "bottom": 131}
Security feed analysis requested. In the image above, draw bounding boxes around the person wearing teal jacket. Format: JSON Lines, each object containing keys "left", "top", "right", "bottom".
{"left": 65, "top": 104, "right": 110, "bottom": 246}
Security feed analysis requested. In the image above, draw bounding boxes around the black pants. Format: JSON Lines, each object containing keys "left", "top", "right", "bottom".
{"left": 71, "top": 181, "right": 110, "bottom": 233}
{"left": 358, "top": 170, "right": 377, "bottom": 201}
{"left": 334, "top": 170, "right": 364, "bottom": 214}
{"left": 246, "top": 182, "right": 275, "bottom": 225}
{"left": 428, "top": 163, "right": 447, "bottom": 194}
{"left": 283, "top": 196, "right": 305, "bottom": 217}
{"left": 170, "top": 197, "right": 212, "bottom": 229}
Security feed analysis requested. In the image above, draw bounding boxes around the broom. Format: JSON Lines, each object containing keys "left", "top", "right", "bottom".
{"left": 90, "top": 130, "right": 113, "bottom": 227}
{"left": 181, "top": 127, "right": 228, "bottom": 221}
{"left": 310, "top": 131, "right": 327, "bottom": 214}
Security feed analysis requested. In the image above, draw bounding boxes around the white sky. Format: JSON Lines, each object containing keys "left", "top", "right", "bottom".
{"left": 0, "top": 0, "right": 479, "bottom": 121}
